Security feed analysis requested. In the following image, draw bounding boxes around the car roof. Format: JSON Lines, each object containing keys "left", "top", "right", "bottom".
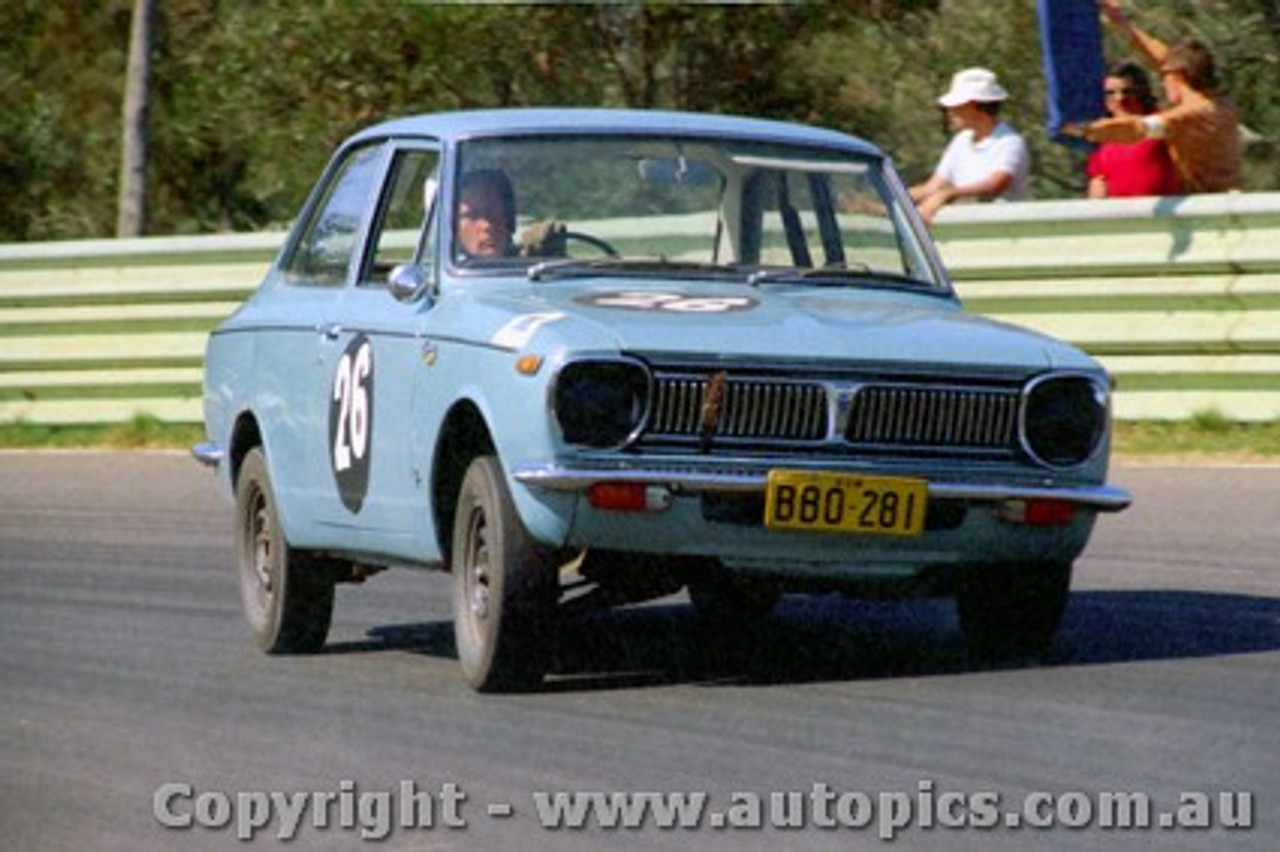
{"left": 348, "top": 108, "right": 883, "bottom": 157}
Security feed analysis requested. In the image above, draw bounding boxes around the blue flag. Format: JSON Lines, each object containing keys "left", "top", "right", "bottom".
{"left": 1037, "top": 0, "right": 1106, "bottom": 150}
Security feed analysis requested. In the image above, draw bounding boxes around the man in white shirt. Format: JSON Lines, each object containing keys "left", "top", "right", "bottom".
{"left": 910, "top": 68, "right": 1031, "bottom": 224}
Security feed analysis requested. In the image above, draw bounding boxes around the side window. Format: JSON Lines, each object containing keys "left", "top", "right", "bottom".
{"left": 361, "top": 149, "right": 441, "bottom": 287}
{"left": 282, "top": 143, "right": 385, "bottom": 288}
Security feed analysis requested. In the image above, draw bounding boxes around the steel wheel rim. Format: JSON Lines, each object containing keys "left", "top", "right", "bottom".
{"left": 246, "top": 487, "right": 275, "bottom": 609}
{"left": 462, "top": 506, "right": 492, "bottom": 638}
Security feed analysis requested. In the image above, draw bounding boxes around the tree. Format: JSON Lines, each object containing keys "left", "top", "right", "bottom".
{"left": 0, "top": 0, "right": 1272, "bottom": 242}
{"left": 117, "top": 0, "right": 155, "bottom": 237}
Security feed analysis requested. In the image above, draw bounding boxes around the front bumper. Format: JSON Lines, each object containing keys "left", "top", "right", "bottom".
{"left": 512, "top": 462, "right": 1132, "bottom": 512}
{"left": 512, "top": 459, "right": 1128, "bottom": 574}
{"left": 191, "top": 441, "right": 224, "bottom": 469}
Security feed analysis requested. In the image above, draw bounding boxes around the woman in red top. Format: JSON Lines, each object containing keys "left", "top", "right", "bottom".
{"left": 1086, "top": 62, "right": 1182, "bottom": 198}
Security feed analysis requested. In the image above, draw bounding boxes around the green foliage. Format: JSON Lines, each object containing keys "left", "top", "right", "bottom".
{"left": 0, "top": 1, "right": 129, "bottom": 238}
{"left": 0, "top": 0, "right": 1275, "bottom": 241}
{"left": 1112, "top": 416, "right": 1280, "bottom": 459}
{"left": 0, "top": 415, "right": 204, "bottom": 449}
{"left": 788, "top": 0, "right": 1084, "bottom": 193}
{"left": 1187, "top": 407, "right": 1234, "bottom": 434}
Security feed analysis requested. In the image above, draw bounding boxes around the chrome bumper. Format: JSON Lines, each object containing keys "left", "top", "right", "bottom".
{"left": 191, "top": 441, "right": 224, "bottom": 470}
{"left": 512, "top": 463, "right": 1132, "bottom": 512}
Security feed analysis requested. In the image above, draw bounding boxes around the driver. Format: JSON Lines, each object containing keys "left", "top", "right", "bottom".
{"left": 456, "top": 169, "right": 516, "bottom": 259}
{"left": 456, "top": 168, "right": 568, "bottom": 260}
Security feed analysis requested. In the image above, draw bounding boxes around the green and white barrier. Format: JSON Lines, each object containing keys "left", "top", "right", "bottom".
{"left": 932, "top": 193, "right": 1280, "bottom": 422}
{"left": 1, "top": 193, "right": 1278, "bottom": 425}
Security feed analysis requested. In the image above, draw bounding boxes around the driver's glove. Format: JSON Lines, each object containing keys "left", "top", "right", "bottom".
{"left": 519, "top": 220, "right": 568, "bottom": 258}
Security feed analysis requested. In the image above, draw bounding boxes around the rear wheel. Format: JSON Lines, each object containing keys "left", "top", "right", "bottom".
{"left": 956, "top": 561, "right": 1072, "bottom": 660}
{"left": 234, "top": 447, "right": 334, "bottom": 654}
{"left": 451, "top": 456, "right": 558, "bottom": 692}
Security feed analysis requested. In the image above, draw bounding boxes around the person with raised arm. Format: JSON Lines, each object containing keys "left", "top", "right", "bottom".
{"left": 1063, "top": 0, "right": 1241, "bottom": 193}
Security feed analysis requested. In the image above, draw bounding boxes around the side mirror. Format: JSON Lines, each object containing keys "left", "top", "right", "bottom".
{"left": 388, "top": 263, "right": 432, "bottom": 303}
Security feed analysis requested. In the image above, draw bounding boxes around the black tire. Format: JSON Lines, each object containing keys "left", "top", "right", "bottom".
{"left": 687, "top": 573, "right": 781, "bottom": 627}
{"left": 956, "top": 561, "right": 1072, "bottom": 660}
{"left": 451, "top": 456, "right": 558, "bottom": 692}
{"left": 234, "top": 447, "right": 334, "bottom": 654}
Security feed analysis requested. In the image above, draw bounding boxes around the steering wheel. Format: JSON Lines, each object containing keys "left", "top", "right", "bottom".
{"left": 563, "top": 231, "right": 619, "bottom": 258}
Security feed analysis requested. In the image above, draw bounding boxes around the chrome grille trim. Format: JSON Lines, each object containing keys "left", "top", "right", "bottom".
{"left": 648, "top": 374, "right": 828, "bottom": 441}
{"left": 845, "top": 385, "right": 1019, "bottom": 449}
{"left": 640, "top": 367, "right": 1023, "bottom": 455}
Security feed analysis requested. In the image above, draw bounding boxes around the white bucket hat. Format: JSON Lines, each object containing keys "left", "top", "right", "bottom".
{"left": 937, "top": 67, "right": 1009, "bottom": 108}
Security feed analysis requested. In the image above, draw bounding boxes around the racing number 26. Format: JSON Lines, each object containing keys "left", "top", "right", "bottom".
{"left": 331, "top": 339, "right": 372, "bottom": 473}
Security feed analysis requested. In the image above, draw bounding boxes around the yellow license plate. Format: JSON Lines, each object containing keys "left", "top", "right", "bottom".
{"left": 764, "top": 470, "right": 927, "bottom": 536}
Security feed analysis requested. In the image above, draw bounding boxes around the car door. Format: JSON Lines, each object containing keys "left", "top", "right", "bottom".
{"left": 317, "top": 142, "right": 443, "bottom": 559}
{"left": 254, "top": 140, "right": 388, "bottom": 545}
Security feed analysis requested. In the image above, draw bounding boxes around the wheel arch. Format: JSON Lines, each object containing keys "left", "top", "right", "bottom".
{"left": 431, "top": 399, "right": 496, "bottom": 567}
{"left": 227, "top": 410, "right": 264, "bottom": 490}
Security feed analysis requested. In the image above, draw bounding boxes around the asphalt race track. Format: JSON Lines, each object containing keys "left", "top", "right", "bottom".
{"left": 2, "top": 452, "right": 1277, "bottom": 851}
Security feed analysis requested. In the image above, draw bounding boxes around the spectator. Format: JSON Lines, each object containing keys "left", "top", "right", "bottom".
{"left": 1086, "top": 61, "right": 1182, "bottom": 198}
{"left": 909, "top": 67, "right": 1031, "bottom": 224}
{"left": 1063, "top": 0, "right": 1241, "bottom": 193}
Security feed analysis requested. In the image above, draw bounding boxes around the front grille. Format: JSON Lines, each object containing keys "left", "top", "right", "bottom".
{"left": 638, "top": 364, "right": 1023, "bottom": 456}
{"left": 648, "top": 374, "right": 827, "bottom": 441}
{"left": 846, "top": 385, "right": 1019, "bottom": 449}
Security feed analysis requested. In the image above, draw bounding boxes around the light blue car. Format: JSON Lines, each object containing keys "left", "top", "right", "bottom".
{"left": 195, "top": 108, "right": 1131, "bottom": 692}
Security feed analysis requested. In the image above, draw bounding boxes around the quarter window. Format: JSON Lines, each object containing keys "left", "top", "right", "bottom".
{"left": 361, "top": 149, "right": 440, "bottom": 287}
{"left": 282, "top": 143, "right": 385, "bottom": 288}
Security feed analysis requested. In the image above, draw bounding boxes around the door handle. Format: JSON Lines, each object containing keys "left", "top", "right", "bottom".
{"left": 320, "top": 323, "right": 343, "bottom": 340}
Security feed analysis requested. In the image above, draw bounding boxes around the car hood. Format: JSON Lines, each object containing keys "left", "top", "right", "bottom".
{"left": 448, "top": 279, "right": 1096, "bottom": 372}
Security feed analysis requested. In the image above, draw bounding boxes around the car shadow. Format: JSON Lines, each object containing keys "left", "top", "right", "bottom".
{"left": 336, "top": 589, "right": 1280, "bottom": 692}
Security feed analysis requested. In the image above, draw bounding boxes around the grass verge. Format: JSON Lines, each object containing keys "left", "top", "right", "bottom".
{"left": 0, "top": 416, "right": 205, "bottom": 450}
{"left": 1110, "top": 412, "right": 1280, "bottom": 462}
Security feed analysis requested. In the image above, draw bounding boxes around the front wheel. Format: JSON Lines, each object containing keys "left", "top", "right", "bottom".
{"left": 451, "top": 456, "right": 558, "bottom": 692}
{"left": 234, "top": 447, "right": 334, "bottom": 654}
{"left": 955, "top": 561, "right": 1072, "bottom": 660}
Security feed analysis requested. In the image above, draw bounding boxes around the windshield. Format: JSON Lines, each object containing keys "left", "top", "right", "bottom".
{"left": 451, "top": 134, "right": 946, "bottom": 292}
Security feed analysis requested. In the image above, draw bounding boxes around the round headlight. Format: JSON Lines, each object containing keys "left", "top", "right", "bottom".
{"left": 553, "top": 359, "right": 650, "bottom": 448}
{"left": 1020, "top": 374, "right": 1108, "bottom": 467}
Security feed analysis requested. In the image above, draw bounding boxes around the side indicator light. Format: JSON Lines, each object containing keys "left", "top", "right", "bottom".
{"left": 999, "top": 498, "right": 1076, "bottom": 526}
{"left": 516, "top": 354, "right": 544, "bottom": 375}
{"left": 588, "top": 483, "right": 673, "bottom": 513}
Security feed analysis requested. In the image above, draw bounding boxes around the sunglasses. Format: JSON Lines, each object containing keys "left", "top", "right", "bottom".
{"left": 1104, "top": 87, "right": 1136, "bottom": 97}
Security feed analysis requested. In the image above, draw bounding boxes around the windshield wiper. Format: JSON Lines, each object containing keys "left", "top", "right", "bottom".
{"left": 747, "top": 264, "right": 932, "bottom": 290}
{"left": 528, "top": 257, "right": 738, "bottom": 283}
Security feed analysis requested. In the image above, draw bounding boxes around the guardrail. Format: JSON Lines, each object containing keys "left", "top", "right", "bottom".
{"left": 2, "top": 193, "right": 1278, "bottom": 426}
{"left": 0, "top": 235, "right": 277, "bottom": 426}
{"left": 932, "top": 192, "right": 1280, "bottom": 422}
